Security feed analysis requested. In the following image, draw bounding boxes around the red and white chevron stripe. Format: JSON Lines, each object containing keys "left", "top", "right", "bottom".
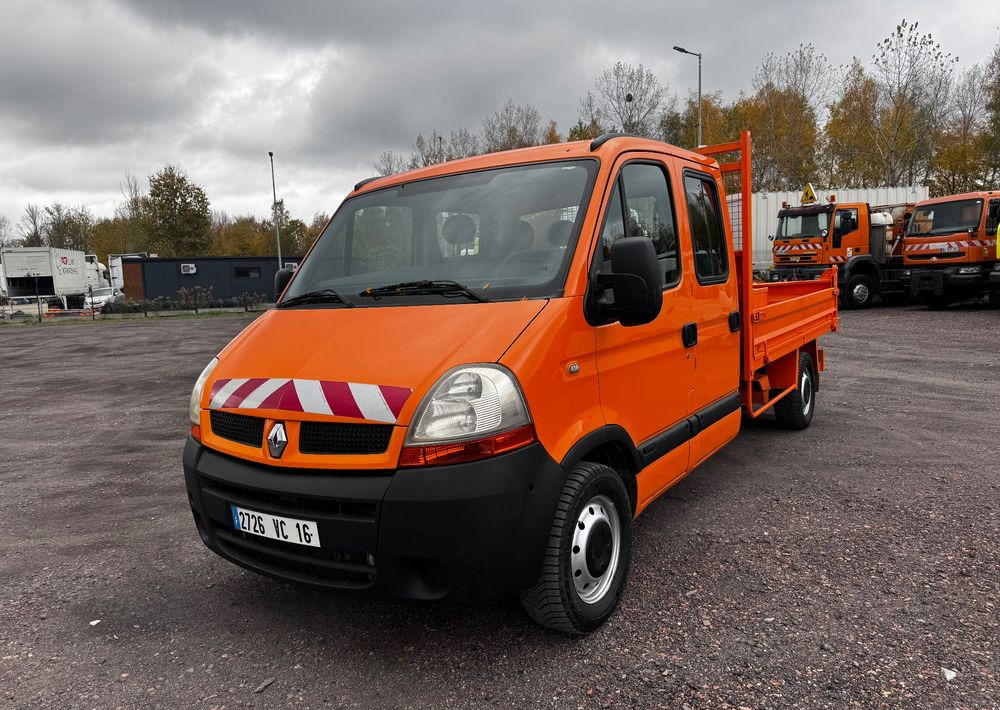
{"left": 830, "top": 256, "right": 847, "bottom": 263}
{"left": 774, "top": 243, "right": 822, "bottom": 254}
{"left": 905, "top": 239, "right": 996, "bottom": 253}
{"left": 208, "top": 377, "right": 411, "bottom": 423}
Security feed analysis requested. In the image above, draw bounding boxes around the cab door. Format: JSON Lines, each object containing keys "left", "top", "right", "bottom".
{"left": 590, "top": 155, "right": 694, "bottom": 507}
{"left": 676, "top": 166, "right": 741, "bottom": 468}
{"left": 832, "top": 205, "right": 863, "bottom": 259}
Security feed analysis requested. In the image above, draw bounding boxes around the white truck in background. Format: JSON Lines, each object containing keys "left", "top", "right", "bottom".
{"left": 0, "top": 247, "right": 110, "bottom": 308}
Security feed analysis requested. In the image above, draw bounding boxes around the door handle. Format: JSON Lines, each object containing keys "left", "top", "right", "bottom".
{"left": 728, "top": 311, "right": 741, "bottom": 332}
{"left": 682, "top": 322, "right": 698, "bottom": 348}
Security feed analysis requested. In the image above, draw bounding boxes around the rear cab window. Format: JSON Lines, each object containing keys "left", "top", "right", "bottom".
{"left": 682, "top": 172, "right": 729, "bottom": 284}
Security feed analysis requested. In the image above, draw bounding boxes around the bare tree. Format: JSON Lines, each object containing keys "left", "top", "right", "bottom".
{"left": 446, "top": 126, "right": 480, "bottom": 159}
{"left": 868, "top": 19, "right": 958, "bottom": 185}
{"left": 114, "top": 170, "right": 149, "bottom": 253}
{"left": 582, "top": 62, "right": 666, "bottom": 137}
{"left": 19, "top": 204, "right": 46, "bottom": 247}
{"left": 0, "top": 214, "right": 16, "bottom": 249}
{"left": 752, "top": 44, "right": 836, "bottom": 189}
{"left": 482, "top": 99, "right": 541, "bottom": 153}
{"left": 373, "top": 150, "right": 408, "bottom": 177}
{"left": 927, "top": 64, "right": 990, "bottom": 194}
{"left": 408, "top": 131, "right": 448, "bottom": 169}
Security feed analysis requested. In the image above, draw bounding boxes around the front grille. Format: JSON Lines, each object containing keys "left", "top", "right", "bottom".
{"left": 210, "top": 410, "right": 265, "bottom": 448}
{"left": 198, "top": 473, "right": 380, "bottom": 587}
{"left": 299, "top": 422, "right": 394, "bottom": 455}
{"left": 204, "top": 477, "right": 378, "bottom": 520}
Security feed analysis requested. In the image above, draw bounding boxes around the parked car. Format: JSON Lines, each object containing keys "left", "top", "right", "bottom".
{"left": 85, "top": 286, "right": 124, "bottom": 309}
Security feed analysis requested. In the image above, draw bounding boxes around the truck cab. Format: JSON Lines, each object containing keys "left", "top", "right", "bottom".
{"left": 182, "top": 132, "right": 837, "bottom": 633}
{"left": 773, "top": 199, "right": 899, "bottom": 308}
{"left": 904, "top": 192, "right": 1000, "bottom": 308}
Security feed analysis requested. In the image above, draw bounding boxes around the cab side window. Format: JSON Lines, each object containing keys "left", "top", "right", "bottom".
{"left": 986, "top": 200, "right": 1000, "bottom": 234}
{"left": 683, "top": 174, "right": 728, "bottom": 284}
{"left": 600, "top": 163, "right": 681, "bottom": 288}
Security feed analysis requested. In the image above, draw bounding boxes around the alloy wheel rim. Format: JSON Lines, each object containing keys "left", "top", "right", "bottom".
{"left": 853, "top": 283, "right": 870, "bottom": 303}
{"left": 570, "top": 494, "right": 621, "bottom": 604}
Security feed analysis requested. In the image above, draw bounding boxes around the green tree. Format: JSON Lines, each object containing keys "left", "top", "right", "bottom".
{"left": 927, "top": 65, "right": 989, "bottom": 195}
{"left": 983, "top": 41, "right": 1000, "bottom": 189}
{"left": 823, "top": 60, "right": 885, "bottom": 187}
{"left": 567, "top": 118, "right": 602, "bottom": 142}
{"left": 145, "top": 165, "right": 211, "bottom": 255}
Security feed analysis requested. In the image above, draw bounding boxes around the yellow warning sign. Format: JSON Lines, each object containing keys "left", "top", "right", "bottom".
{"left": 800, "top": 183, "right": 817, "bottom": 205}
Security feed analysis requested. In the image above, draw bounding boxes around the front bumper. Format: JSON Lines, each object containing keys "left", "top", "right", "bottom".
{"left": 909, "top": 267, "right": 993, "bottom": 298}
{"left": 771, "top": 265, "right": 827, "bottom": 282}
{"left": 183, "top": 438, "right": 566, "bottom": 602}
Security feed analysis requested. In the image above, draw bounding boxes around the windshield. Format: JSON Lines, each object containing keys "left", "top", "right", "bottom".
{"left": 284, "top": 160, "right": 598, "bottom": 305}
{"left": 908, "top": 199, "right": 984, "bottom": 237}
{"left": 777, "top": 211, "right": 830, "bottom": 239}
{"left": 91, "top": 288, "right": 112, "bottom": 296}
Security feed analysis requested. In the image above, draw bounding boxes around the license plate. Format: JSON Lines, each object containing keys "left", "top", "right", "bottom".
{"left": 230, "top": 505, "right": 321, "bottom": 548}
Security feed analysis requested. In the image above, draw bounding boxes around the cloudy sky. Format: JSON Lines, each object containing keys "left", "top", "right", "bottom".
{"left": 1, "top": 0, "right": 996, "bottom": 228}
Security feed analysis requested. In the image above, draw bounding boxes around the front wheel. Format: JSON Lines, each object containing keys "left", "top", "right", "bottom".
{"left": 774, "top": 351, "right": 816, "bottom": 430}
{"left": 519, "top": 462, "right": 632, "bottom": 634}
{"left": 844, "top": 274, "right": 875, "bottom": 309}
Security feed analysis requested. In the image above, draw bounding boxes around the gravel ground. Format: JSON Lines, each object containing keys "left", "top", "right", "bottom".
{"left": 1, "top": 306, "right": 998, "bottom": 709}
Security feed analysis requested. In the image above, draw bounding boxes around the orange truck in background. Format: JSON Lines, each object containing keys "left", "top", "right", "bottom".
{"left": 771, "top": 193, "right": 910, "bottom": 308}
{"left": 904, "top": 191, "right": 1000, "bottom": 308}
{"left": 183, "top": 131, "right": 838, "bottom": 633}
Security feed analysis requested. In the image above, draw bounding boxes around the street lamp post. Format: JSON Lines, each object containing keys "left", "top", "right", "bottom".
{"left": 673, "top": 45, "right": 703, "bottom": 147}
{"left": 268, "top": 151, "right": 282, "bottom": 271}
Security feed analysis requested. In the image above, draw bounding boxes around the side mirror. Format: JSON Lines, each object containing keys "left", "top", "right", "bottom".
{"left": 274, "top": 268, "right": 293, "bottom": 299}
{"left": 596, "top": 237, "right": 662, "bottom": 327}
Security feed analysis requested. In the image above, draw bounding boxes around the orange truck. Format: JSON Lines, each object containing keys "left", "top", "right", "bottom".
{"left": 771, "top": 194, "right": 907, "bottom": 308}
{"left": 904, "top": 191, "right": 1000, "bottom": 308}
{"left": 183, "top": 131, "right": 838, "bottom": 633}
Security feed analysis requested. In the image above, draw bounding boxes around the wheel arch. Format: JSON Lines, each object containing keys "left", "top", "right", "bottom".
{"left": 560, "top": 425, "right": 641, "bottom": 513}
{"left": 845, "top": 256, "right": 880, "bottom": 286}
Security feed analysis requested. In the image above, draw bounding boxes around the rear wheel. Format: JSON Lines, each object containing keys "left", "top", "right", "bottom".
{"left": 844, "top": 274, "right": 875, "bottom": 309}
{"left": 774, "top": 351, "right": 816, "bottom": 430}
{"left": 988, "top": 290, "right": 1000, "bottom": 309}
{"left": 519, "top": 462, "right": 632, "bottom": 634}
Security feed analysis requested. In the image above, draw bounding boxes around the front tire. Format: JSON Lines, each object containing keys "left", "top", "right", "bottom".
{"left": 519, "top": 462, "right": 632, "bottom": 634}
{"left": 844, "top": 274, "right": 875, "bottom": 309}
{"left": 774, "top": 351, "right": 816, "bottom": 430}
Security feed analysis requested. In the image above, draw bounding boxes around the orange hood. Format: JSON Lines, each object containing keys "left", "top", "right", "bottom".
{"left": 205, "top": 300, "right": 547, "bottom": 425}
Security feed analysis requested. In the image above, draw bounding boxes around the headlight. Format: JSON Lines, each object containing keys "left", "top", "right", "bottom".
{"left": 189, "top": 357, "right": 219, "bottom": 424}
{"left": 406, "top": 364, "right": 530, "bottom": 444}
{"left": 957, "top": 266, "right": 981, "bottom": 275}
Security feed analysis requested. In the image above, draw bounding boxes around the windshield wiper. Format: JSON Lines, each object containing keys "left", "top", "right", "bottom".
{"left": 277, "top": 288, "right": 355, "bottom": 309}
{"left": 359, "top": 280, "right": 491, "bottom": 303}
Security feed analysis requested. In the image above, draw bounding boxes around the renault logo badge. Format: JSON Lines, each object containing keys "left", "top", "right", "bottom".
{"left": 267, "top": 422, "right": 287, "bottom": 459}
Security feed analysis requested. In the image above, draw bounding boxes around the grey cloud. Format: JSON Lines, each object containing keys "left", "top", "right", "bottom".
{"left": 1, "top": 0, "right": 996, "bottom": 225}
{"left": 0, "top": 1, "right": 220, "bottom": 146}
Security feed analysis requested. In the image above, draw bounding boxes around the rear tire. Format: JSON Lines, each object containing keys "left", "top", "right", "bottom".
{"left": 519, "top": 462, "right": 632, "bottom": 634}
{"left": 988, "top": 290, "right": 1000, "bottom": 309}
{"left": 844, "top": 274, "right": 875, "bottom": 309}
{"left": 774, "top": 351, "right": 816, "bottom": 430}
